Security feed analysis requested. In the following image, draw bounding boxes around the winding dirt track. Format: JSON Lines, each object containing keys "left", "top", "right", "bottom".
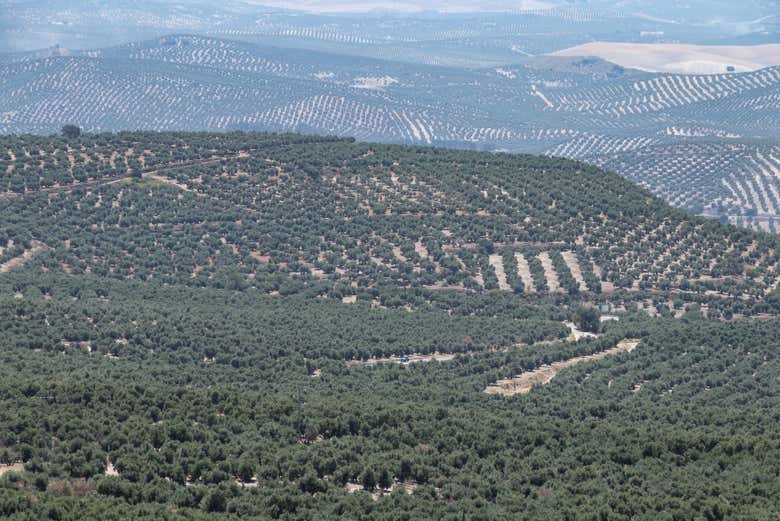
{"left": 0, "top": 154, "right": 248, "bottom": 200}
{"left": 485, "top": 339, "right": 639, "bottom": 396}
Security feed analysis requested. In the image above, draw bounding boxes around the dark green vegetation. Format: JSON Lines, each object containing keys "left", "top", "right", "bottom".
{"left": 0, "top": 133, "right": 779, "bottom": 519}
{"left": 1, "top": 272, "right": 779, "bottom": 520}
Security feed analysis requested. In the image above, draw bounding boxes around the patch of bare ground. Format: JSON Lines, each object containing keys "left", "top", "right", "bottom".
{"left": 343, "top": 481, "right": 417, "bottom": 501}
{"left": 423, "top": 282, "right": 465, "bottom": 291}
{"left": 105, "top": 459, "right": 119, "bottom": 476}
{"left": 488, "top": 254, "right": 511, "bottom": 291}
{"left": 538, "top": 252, "right": 562, "bottom": 293}
{"left": 484, "top": 339, "right": 640, "bottom": 396}
{"left": 0, "top": 463, "right": 24, "bottom": 476}
{"left": 144, "top": 174, "right": 199, "bottom": 194}
{"left": 514, "top": 253, "right": 536, "bottom": 293}
{"left": 414, "top": 241, "right": 429, "bottom": 259}
{"left": 391, "top": 245, "right": 407, "bottom": 263}
{"left": 561, "top": 251, "right": 588, "bottom": 292}
{"left": 0, "top": 240, "right": 46, "bottom": 273}
{"left": 250, "top": 251, "right": 271, "bottom": 263}
{"left": 473, "top": 268, "right": 485, "bottom": 289}
{"left": 347, "top": 352, "right": 457, "bottom": 366}
{"left": 563, "top": 321, "right": 599, "bottom": 341}
{"left": 591, "top": 264, "right": 614, "bottom": 293}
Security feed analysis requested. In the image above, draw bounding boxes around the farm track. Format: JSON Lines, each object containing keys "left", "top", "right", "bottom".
{"left": 485, "top": 339, "right": 640, "bottom": 396}
{"left": 0, "top": 154, "right": 249, "bottom": 199}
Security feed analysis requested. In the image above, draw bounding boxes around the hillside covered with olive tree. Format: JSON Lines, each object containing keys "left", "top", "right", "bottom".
{"left": 0, "top": 132, "right": 779, "bottom": 520}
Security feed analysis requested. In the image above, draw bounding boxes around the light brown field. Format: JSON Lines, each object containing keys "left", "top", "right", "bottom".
{"left": 485, "top": 339, "right": 640, "bottom": 396}
{"left": 488, "top": 254, "right": 511, "bottom": 291}
{"left": 561, "top": 251, "right": 588, "bottom": 292}
{"left": 538, "top": 252, "right": 562, "bottom": 293}
{"left": 514, "top": 253, "right": 536, "bottom": 294}
{"left": 552, "top": 43, "right": 780, "bottom": 74}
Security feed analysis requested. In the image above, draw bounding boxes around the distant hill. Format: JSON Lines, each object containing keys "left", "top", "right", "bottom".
{"left": 1, "top": 35, "right": 779, "bottom": 232}
{"left": 552, "top": 42, "right": 780, "bottom": 74}
{"left": 1, "top": 132, "right": 778, "bottom": 318}
{"left": 592, "top": 139, "right": 780, "bottom": 233}
{"left": 3, "top": 1, "right": 777, "bottom": 61}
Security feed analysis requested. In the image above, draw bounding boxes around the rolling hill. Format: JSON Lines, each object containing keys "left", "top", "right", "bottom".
{"left": 0, "top": 132, "right": 779, "bottom": 520}
{"left": 2, "top": 35, "right": 780, "bottom": 233}
{"left": 592, "top": 139, "right": 780, "bottom": 233}
{"left": 4, "top": 0, "right": 777, "bottom": 62}
{"left": 553, "top": 42, "right": 780, "bottom": 74}
{"left": 2, "top": 131, "right": 779, "bottom": 318}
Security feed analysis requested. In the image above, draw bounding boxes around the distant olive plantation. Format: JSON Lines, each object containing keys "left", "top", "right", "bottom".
{"left": 2, "top": 34, "right": 779, "bottom": 233}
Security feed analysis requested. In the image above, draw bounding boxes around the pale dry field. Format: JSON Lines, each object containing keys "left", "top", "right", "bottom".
{"left": 552, "top": 42, "right": 780, "bottom": 74}
{"left": 346, "top": 351, "right": 457, "bottom": 366}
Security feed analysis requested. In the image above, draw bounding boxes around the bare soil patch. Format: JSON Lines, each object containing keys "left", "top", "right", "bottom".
{"left": 347, "top": 351, "right": 456, "bottom": 366}
{"left": 485, "top": 339, "right": 640, "bottom": 396}
{"left": 0, "top": 463, "right": 24, "bottom": 476}
{"left": 343, "top": 480, "right": 417, "bottom": 501}
{"left": 514, "top": 253, "right": 536, "bottom": 294}
{"left": 0, "top": 240, "right": 46, "bottom": 273}
{"left": 145, "top": 174, "right": 198, "bottom": 193}
{"left": 488, "top": 254, "right": 511, "bottom": 291}
{"left": 561, "top": 251, "right": 588, "bottom": 292}
{"left": 105, "top": 459, "right": 119, "bottom": 476}
{"left": 414, "top": 241, "right": 429, "bottom": 259}
{"left": 538, "top": 252, "right": 562, "bottom": 293}
{"left": 563, "top": 321, "right": 598, "bottom": 341}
